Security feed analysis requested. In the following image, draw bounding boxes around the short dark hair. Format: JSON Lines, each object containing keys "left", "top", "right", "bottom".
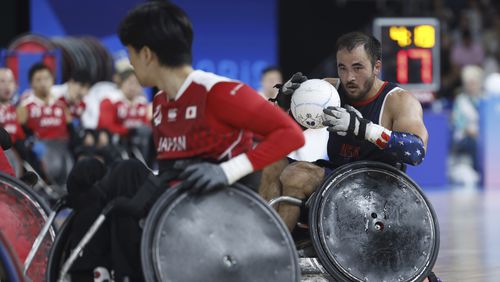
{"left": 118, "top": 1, "right": 193, "bottom": 67}
{"left": 70, "top": 69, "right": 92, "bottom": 86}
{"left": 261, "top": 66, "right": 282, "bottom": 78}
{"left": 28, "top": 62, "right": 53, "bottom": 83}
{"left": 335, "top": 32, "right": 381, "bottom": 67}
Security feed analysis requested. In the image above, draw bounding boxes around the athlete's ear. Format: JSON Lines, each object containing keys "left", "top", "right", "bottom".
{"left": 141, "top": 46, "right": 155, "bottom": 65}
{"left": 373, "top": 59, "right": 382, "bottom": 76}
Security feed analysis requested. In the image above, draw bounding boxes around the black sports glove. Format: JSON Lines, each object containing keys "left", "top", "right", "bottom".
{"left": 270, "top": 72, "right": 308, "bottom": 111}
{"left": 179, "top": 162, "right": 229, "bottom": 194}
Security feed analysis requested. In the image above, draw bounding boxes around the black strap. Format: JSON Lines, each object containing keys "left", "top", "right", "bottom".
{"left": 270, "top": 83, "right": 292, "bottom": 112}
{"left": 357, "top": 118, "right": 369, "bottom": 140}
{"left": 347, "top": 111, "right": 356, "bottom": 135}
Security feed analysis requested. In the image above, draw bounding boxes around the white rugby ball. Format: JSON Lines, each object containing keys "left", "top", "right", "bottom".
{"left": 290, "top": 79, "right": 341, "bottom": 129}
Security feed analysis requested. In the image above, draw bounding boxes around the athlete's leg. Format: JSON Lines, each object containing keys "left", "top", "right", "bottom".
{"left": 258, "top": 158, "right": 289, "bottom": 206}
{"left": 278, "top": 161, "right": 324, "bottom": 231}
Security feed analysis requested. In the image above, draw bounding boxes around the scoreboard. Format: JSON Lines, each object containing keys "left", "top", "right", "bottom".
{"left": 373, "top": 18, "right": 440, "bottom": 91}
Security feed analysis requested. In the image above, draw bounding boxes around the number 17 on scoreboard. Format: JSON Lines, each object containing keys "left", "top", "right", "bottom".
{"left": 373, "top": 18, "right": 440, "bottom": 92}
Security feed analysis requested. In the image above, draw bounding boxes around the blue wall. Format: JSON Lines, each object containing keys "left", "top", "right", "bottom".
{"left": 30, "top": 0, "right": 277, "bottom": 90}
{"left": 406, "top": 111, "right": 449, "bottom": 188}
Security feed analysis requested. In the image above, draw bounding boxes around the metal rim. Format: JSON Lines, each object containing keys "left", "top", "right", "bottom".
{"left": 141, "top": 183, "right": 300, "bottom": 282}
{"left": 45, "top": 212, "right": 74, "bottom": 282}
{"left": 309, "top": 161, "right": 440, "bottom": 282}
{"left": 0, "top": 172, "right": 57, "bottom": 282}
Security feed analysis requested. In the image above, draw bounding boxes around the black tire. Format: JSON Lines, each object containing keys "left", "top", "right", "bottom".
{"left": 309, "top": 161, "right": 440, "bottom": 282}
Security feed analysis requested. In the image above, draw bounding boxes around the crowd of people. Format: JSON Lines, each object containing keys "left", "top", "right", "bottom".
{"left": 432, "top": 0, "right": 500, "bottom": 187}
{"left": 0, "top": 60, "right": 154, "bottom": 200}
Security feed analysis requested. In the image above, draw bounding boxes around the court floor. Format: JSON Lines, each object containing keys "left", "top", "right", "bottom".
{"left": 426, "top": 187, "right": 500, "bottom": 282}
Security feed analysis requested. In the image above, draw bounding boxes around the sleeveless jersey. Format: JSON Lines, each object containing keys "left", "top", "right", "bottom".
{"left": 21, "top": 95, "right": 69, "bottom": 140}
{"left": 327, "top": 81, "right": 403, "bottom": 168}
{"left": 0, "top": 103, "right": 25, "bottom": 142}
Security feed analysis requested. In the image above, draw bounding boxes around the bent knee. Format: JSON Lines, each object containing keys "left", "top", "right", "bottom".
{"left": 280, "top": 161, "right": 325, "bottom": 197}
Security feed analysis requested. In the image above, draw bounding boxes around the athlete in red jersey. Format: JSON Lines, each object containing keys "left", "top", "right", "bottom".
{"left": 17, "top": 63, "right": 74, "bottom": 188}
{"left": 118, "top": 2, "right": 304, "bottom": 193}
{"left": 98, "top": 69, "right": 150, "bottom": 136}
{"left": 0, "top": 68, "right": 26, "bottom": 176}
{"left": 65, "top": 3, "right": 303, "bottom": 280}
{"left": 17, "top": 63, "right": 71, "bottom": 141}
{"left": 53, "top": 75, "right": 89, "bottom": 121}
{"left": 0, "top": 68, "right": 25, "bottom": 143}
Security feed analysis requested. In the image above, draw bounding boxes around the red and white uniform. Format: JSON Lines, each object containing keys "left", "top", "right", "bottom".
{"left": 98, "top": 91, "right": 150, "bottom": 136}
{"left": 58, "top": 96, "right": 85, "bottom": 120}
{"left": 116, "top": 96, "right": 150, "bottom": 129}
{"left": 0, "top": 103, "right": 25, "bottom": 143}
{"left": 20, "top": 95, "right": 69, "bottom": 140}
{"left": 153, "top": 70, "right": 304, "bottom": 183}
{"left": 51, "top": 84, "right": 86, "bottom": 120}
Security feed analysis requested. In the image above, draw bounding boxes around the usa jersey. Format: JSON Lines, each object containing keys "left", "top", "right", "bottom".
{"left": 327, "top": 81, "right": 402, "bottom": 168}
{"left": 21, "top": 95, "right": 69, "bottom": 140}
{"left": 153, "top": 70, "right": 304, "bottom": 170}
{"left": 0, "top": 103, "right": 25, "bottom": 142}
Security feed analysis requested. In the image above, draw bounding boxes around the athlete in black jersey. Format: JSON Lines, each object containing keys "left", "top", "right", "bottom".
{"left": 265, "top": 31, "right": 440, "bottom": 282}
{"left": 263, "top": 31, "right": 438, "bottom": 282}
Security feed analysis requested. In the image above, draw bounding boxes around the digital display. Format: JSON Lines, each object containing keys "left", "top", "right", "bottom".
{"left": 373, "top": 18, "right": 440, "bottom": 91}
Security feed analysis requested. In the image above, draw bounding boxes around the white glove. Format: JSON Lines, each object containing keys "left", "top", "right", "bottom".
{"left": 322, "top": 106, "right": 361, "bottom": 137}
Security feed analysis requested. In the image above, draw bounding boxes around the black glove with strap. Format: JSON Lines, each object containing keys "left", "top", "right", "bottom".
{"left": 269, "top": 72, "right": 308, "bottom": 111}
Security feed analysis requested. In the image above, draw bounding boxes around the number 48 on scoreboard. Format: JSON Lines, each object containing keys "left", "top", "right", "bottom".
{"left": 373, "top": 18, "right": 440, "bottom": 92}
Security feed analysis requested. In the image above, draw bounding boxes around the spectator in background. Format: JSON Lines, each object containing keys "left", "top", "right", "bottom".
{"left": 258, "top": 66, "right": 283, "bottom": 100}
{"left": 96, "top": 69, "right": 152, "bottom": 164}
{"left": 451, "top": 29, "right": 485, "bottom": 68}
{"left": 54, "top": 70, "right": 92, "bottom": 121}
{"left": 482, "top": 15, "right": 500, "bottom": 76}
{"left": 0, "top": 68, "right": 25, "bottom": 176}
{"left": 450, "top": 65, "right": 484, "bottom": 187}
{"left": 17, "top": 63, "right": 73, "bottom": 192}
{"left": 52, "top": 70, "right": 92, "bottom": 156}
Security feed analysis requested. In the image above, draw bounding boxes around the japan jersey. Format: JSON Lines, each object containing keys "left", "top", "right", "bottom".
{"left": 153, "top": 70, "right": 304, "bottom": 171}
{"left": 327, "top": 81, "right": 403, "bottom": 168}
{"left": 0, "top": 103, "right": 25, "bottom": 142}
{"left": 51, "top": 84, "right": 86, "bottom": 120}
{"left": 20, "top": 95, "right": 69, "bottom": 140}
{"left": 57, "top": 96, "right": 86, "bottom": 120}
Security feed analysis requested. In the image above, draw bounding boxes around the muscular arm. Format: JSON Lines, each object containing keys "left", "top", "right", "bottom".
{"left": 384, "top": 90, "right": 428, "bottom": 150}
